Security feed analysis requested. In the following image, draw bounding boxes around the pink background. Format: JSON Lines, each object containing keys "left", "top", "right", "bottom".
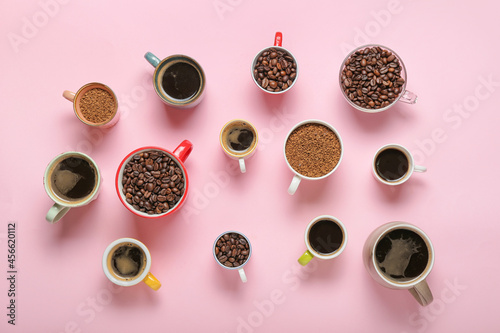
{"left": 1, "top": 0, "right": 499, "bottom": 332}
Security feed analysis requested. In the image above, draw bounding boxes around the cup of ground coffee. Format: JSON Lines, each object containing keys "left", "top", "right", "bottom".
{"left": 298, "top": 215, "right": 348, "bottom": 266}
{"left": 115, "top": 140, "right": 193, "bottom": 218}
{"left": 43, "top": 151, "right": 101, "bottom": 223}
{"left": 213, "top": 231, "right": 252, "bottom": 283}
{"left": 372, "top": 144, "right": 426, "bottom": 185}
{"left": 220, "top": 119, "right": 258, "bottom": 173}
{"left": 339, "top": 44, "right": 417, "bottom": 113}
{"left": 102, "top": 237, "right": 161, "bottom": 291}
{"left": 63, "top": 82, "right": 119, "bottom": 128}
{"left": 145, "top": 52, "right": 206, "bottom": 108}
{"left": 251, "top": 32, "right": 299, "bottom": 94}
{"left": 363, "top": 222, "right": 434, "bottom": 306}
{"left": 284, "top": 119, "right": 343, "bottom": 195}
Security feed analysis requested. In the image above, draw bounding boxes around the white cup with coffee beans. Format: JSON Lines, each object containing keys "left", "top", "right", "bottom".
{"left": 251, "top": 32, "right": 299, "bottom": 94}
{"left": 284, "top": 119, "right": 343, "bottom": 195}
{"left": 213, "top": 231, "right": 252, "bottom": 283}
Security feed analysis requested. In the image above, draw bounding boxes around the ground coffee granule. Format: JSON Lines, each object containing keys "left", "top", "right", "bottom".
{"left": 79, "top": 88, "right": 116, "bottom": 123}
{"left": 285, "top": 123, "right": 341, "bottom": 178}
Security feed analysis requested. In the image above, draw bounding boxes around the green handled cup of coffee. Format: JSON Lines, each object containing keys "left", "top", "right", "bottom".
{"left": 145, "top": 52, "right": 206, "bottom": 109}
{"left": 298, "top": 215, "right": 348, "bottom": 266}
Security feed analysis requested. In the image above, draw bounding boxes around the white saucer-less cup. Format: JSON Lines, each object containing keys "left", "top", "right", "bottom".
{"left": 213, "top": 231, "right": 252, "bottom": 283}
{"left": 372, "top": 144, "right": 426, "bottom": 186}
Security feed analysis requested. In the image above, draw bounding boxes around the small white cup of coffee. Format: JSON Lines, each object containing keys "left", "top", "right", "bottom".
{"left": 372, "top": 144, "right": 426, "bottom": 185}
{"left": 363, "top": 222, "right": 434, "bottom": 306}
{"left": 219, "top": 119, "right": 258, "bottom": 173}
{"left": 43, "top": 151, "right": 101, "bottom": 223}
{"left": 102, "top": 238, "right": 161, "bottom": 291}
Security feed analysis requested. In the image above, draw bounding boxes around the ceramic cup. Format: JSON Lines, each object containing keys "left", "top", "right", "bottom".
{"left": 219, "top": 119, "right": 258, "bottom": 173}
{"left": 298, "top": 215, "right": 348, "bottom": 266}
{"left": 213, "top": 231, "right": 252, "bottom": 283}
{"left": 339, "top": 44, "right": 417, "bottom": 113}
{"left": 115, "top": 140, "right": 192, "bottom": 218}
{"left": 372, "top": 144, "right": 426, "bottom": 185}
{"left": 363, "top": 222, "right": 434, "bottom": 306}
{"left": 102, "top": 238, "right": 161, "bottom": 291}
{"left": 43, "top": 151, "right": 101, "bottom": 223}
{"left": 145, "top": 52, "right": 206, "bottom": 108}
{"left": 63, "top": 82, "right": 119, "bottom": 128}
{"left": 284, "top": 119, "right": 343, "bottom": 195}
{"left": 251, "top": 32, "right": 299, "bottom": 94}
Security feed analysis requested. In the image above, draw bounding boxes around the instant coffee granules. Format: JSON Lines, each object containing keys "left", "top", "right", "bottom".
{"left": 121, "top": 150, "right": 185, "bottom": 215}
{"left": 340, "top": 46, "right": 405, "bottom": 110}
{"left": 285, "top": 123, "right": 341, "bottom": 178}
{"left": 79, "top": 88, "right": 116, "bottom": 123}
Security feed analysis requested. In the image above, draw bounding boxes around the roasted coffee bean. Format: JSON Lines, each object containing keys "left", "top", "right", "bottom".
{"left": 254, "top": 47, "right": 297, "bottom": 92}
{"left": 341, "top": 46, "right": 405, "bottom": 110}
{"left": 121, "top": 150, "right": 185, "bottom": 215}
{"left": 215, "top": 232, "right": 250, "bottom": 268}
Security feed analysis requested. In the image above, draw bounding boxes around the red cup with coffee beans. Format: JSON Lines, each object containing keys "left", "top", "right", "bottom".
{"left": 251, "top": 32, "right": 299, "bottom": 94}
{"left": 339, "top": 44, "right": 417, "bottom": 113}
{"left": 115, "top": 140, "right": 192, "bottom": 218}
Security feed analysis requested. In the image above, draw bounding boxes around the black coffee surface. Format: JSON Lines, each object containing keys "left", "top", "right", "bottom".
{"left": 375, "top": 148, "right": 409, "bottom": 181}
{"left": 308, "top": 220, "right": 343, "bottom": 254}
{"left": 228, "top": 128, "right": 254, "bottom": 151}
{"left": 161, "top": 62, "right": 200, "bottom": 100}
{"left": 111, "top": 245, "right": 144, "bottom": 278}
{"left": 52, "top": 157, "right": 95, "bottom": 200}
{"left": 375, "top": 229, "right": 429, "bottom": 281}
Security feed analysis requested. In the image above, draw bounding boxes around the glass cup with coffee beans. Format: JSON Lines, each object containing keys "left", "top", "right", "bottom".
{"left": 339, "top": 44, "right": 417, "bottom": 113}
{"left": 213, "top": 231, "right": 252, "bottom": 283}
{"left": 115, "top": 141, "right": 192, "bottom": 218}
{"left": 251, "top": 32, "right": 299, "bottom": 94}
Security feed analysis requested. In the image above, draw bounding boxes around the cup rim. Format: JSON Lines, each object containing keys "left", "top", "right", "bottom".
{"left": 219, "top": 119, "right": 259, "bottom": 158}
{"left": 304, "top": 215, "right": 348, "bottom": 259}
{"left": 212, "top": 231, "right": 252, "bottom": 270}
{"left": 102, "top": 237, "right": 152, "bottom": 287}
{"left": 115, "top": 146, "right": 189, "bottom": 218}
{"left": 372, "top": 143, "right": 414, "bottom": 185}
{"left": 370, "top": 222, "right": 435, "bottom": 288}
{"left": 283, "top": 119, "right": 344, "bottom": 180}
{"left": 43, "top": 151, "right": 101, "bottom": 207}
{"left": 152, "top": 54, "right": 206, "bottom": 107}
{"left": 73, "top": 82, "right": 119, "bottom": 126}
{"left": 339, "top": 44, "right": 408, "bottom": 113}
{"left": 251, "top": 45, "right": 299, "bottom": 94}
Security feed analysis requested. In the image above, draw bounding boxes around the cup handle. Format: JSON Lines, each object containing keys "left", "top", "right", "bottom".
{"left": 63, "top": 90, "right": 75, "bottom": 102}
{"left": 144, "top": 52, "right": 160, "bottom": 68}
{"left": 274, "top": 32, "right": 283, "bottom": 47}
{"left": 46, "top": 203, "right": 71, "bottom": 223}
{"left": 173, "top": 140, "right": 193, "bottom": 163}
{"left": 239, "top": 159, "right": 246, "bottom": 173}
{"left": 143, "top": 272, "right": 161, "bottom": 291}
{"left": 414, "top": 165, "right": 427, "bottom": 173}
{"left": 408, "top": 279, "right": 433, "bottom": 306}
{"left": 399, "top": 90, "right": 418, "bottom": 104}
{"left": 298, "top": 250, "right": 313, "bottom": 266}
{"left": 288, "top": 175, "right": 302, "bottom": 195}
{"left": 238, "top": 268, "right": 247, "bottom": 283}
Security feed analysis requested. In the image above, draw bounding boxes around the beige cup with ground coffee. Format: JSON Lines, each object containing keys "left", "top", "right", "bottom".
{"left": 102, "top": 238, "right": 161, "bottom": 291}
{"left": 363, "top": 222, "right": 434, "bottom": 306}
{"left": 284, "top": 119, "right": 343, "bottom": 195}
{"left": 63, "top": 82, "right": 119, "bottom": 128}
{"left": 220, "top": 119, "right": 258, "bottom": 173}
{"left": 43, "top": 151, "right": 101, "bottom": 223}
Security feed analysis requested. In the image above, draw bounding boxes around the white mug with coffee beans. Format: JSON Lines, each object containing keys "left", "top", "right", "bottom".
{"left": 219, "top": 119, "right": 258, "bottom": 173}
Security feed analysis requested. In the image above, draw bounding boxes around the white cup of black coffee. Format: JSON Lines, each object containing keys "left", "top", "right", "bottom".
{"left": 219, "top": 119, "right": 258, "bottom": 173}
{"left": 43, "top": 151, "right": 101, "bottom": 223}
{"left": 363, "top": 222, "right": 434, "bottom": 306}
{"left": 372, "top": 144, "right": 426, "bottom": 185}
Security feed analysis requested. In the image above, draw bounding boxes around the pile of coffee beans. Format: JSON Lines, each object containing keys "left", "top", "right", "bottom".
{"left": 341, "top": 46, "right": 405, "bottom": 110}
{"left": 121, "top": 150, "right": 185, "bottom": 215}
{"left": 79, "top": 88, "right": 116, "bottom": 123}
{"left": 253, "top": 48, "right": 297, "bottom": 92}
{"left": 214, "top": 232, "right": 250, "bottom": 268}
{"left": 285, "top": 123, "right": 341, "bottom": 178}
